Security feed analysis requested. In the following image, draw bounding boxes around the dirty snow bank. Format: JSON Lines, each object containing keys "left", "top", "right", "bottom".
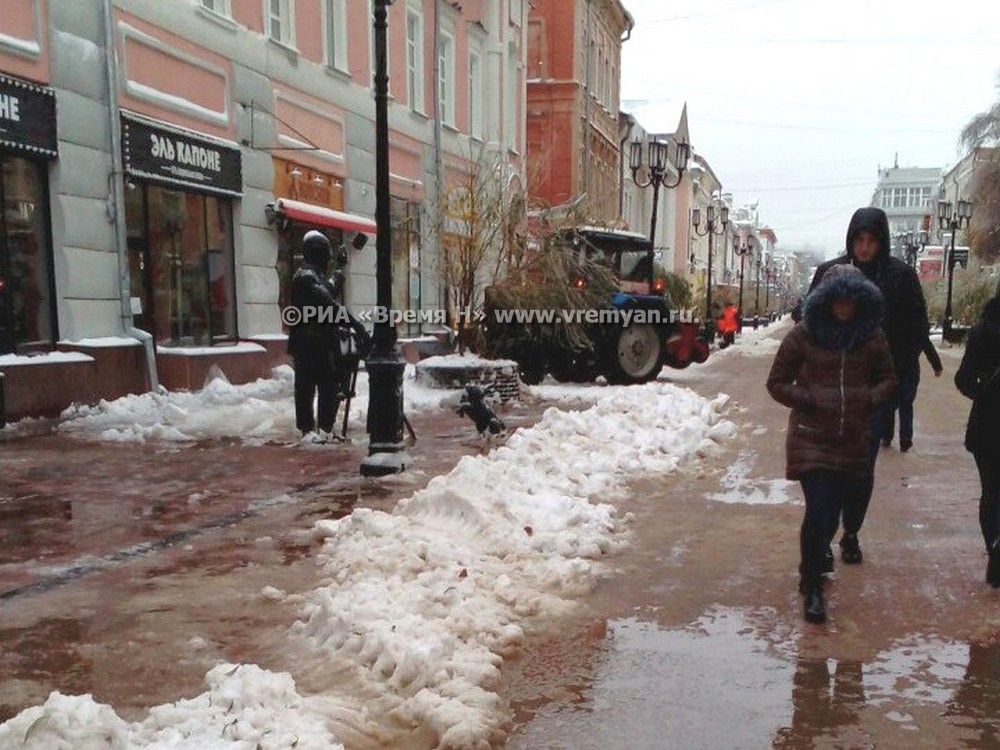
{"left": 295, "top": 382, "right": 736, "bottom": 746}
{"left": 57, "top": 365, "right": 457, "bottom": 444}
{"left": 0, "top": 663, "right": 342, "bottom": 750}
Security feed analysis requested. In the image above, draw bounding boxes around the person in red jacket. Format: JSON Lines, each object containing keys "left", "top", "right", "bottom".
{"left": 717, "top": 304, "right": 739, "bottom": 346}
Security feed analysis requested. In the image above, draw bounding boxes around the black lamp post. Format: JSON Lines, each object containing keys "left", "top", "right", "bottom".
{"left": 763, "top": 258, "right": 772, "bottom": 324}
{"left": 898, "top": 230, "right": 928, "bottom": 270}
{"left": 692, "top": 201, "right": 729, "bottom": 341}
{"left": 361, "top": 0, "right": 407, "bottom": 478}
{"left": 938, "top": 198, "right": 974, "bottom": 342}
{"left": 753, "top": 243, "right": 763, "bottom": 329}
{"left": 629, "top": 137, "right": 690, "bottom": 243}
{"left": 733, "top": 234, "right": 754, "bottom": 329}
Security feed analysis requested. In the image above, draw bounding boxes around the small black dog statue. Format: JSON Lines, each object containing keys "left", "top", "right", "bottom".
{"left": 456, "top": 385, "right": 506, "bottom": 437}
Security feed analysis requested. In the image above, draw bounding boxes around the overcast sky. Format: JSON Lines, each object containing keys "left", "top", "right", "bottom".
{"left": 620, "top": 0, "right": 1000, "bottom": 257}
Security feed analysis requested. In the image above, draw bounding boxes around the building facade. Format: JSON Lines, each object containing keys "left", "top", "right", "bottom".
{"left": 870, "top": 163, "right": 941, "bottom": 254}
{"left": 0, "top": 0, "right": 527, "bottom": 419}
{"left": 526, "top": 0, "right": 632, "bottom": 223}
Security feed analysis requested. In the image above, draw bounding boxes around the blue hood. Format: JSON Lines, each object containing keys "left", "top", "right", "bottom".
{"left": 804, "top": 266, "right": 885, "bottom": 351}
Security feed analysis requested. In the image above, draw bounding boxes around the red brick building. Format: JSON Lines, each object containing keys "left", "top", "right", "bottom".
{"left": 526, "top": 0, "right": 633, "bottom": 222}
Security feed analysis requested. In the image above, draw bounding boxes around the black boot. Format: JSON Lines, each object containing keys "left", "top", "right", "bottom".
{"left": 803, "top": 585, "right": 827, "bottom": 624}
{"left": 823, "top": 547, "right": 835, "bottom": 574}
{"left": 988, "top": 538, "right": 1000, "bottom": 588}
{"left": 841, "top": 534, "right": 863, "bottom": 565}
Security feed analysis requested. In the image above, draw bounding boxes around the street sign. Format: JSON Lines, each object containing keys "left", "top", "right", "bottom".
{"left": 952, "top": 247, "right": 969, "bottom": 268}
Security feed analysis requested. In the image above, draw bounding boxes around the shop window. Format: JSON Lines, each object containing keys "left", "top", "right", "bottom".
{"left": 0, "top": 155, "right": 55, "bottom": 353}
{"left": 390, "top": 196, "right": 421, "bottom": 336}
{"left": 126, "top": 183, "right": 236, "bottom": 346}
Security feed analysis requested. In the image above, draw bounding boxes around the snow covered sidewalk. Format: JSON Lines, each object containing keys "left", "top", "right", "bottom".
{"left": 0, "top": 381, "right": 735, "bottom": 748}
{"left": 55, "top": 365, "right": 459, "bottom": 445}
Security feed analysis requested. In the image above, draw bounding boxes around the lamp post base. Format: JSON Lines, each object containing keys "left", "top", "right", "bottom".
{"left": 360, "top": 349, "right": 407, "bottom": 478}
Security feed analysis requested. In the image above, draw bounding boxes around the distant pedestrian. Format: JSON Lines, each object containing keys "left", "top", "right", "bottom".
{"left": 882, "top": 336, "right": 943, "bottom": 452}
{"left": 800, "top": 208, "right": 933, "bottom": 563}
{"left": 955, "top": 293, "right": 1000, "bottom": 587}
{"left": 717, "top": 304, "right": 739, "bottom": 347}
{"left": 767, "top": 265, "right": 896, "bottom": 623}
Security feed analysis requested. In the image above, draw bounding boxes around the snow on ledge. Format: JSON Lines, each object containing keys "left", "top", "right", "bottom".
{"left": 156, "top": 343, "right": 267, "bottom": 357}
{"left": 418, "top": 352, "right": 518, "bottom": 369}
{"left": 58, "top": 337, "right": 143, "bottom": 348}
{"left": 0, "top": 351, "right": 94, "bottom": 367}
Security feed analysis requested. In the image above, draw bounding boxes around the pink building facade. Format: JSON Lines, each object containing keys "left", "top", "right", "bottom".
{"left": 0, "top": 0, "right": 527, "bottom": 419}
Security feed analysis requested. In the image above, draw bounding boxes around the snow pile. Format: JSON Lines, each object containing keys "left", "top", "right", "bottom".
{"left": 418, "top": 352, "right": 517, "bottom": 369}
{"left": 295, "top": 382, "right": 736, "bottom": 745}
{"left": 0, "top": 663, "right": 341, "bottom": 750}
{"left": 57, "top": 365, "right": 458, "bottom": 444}
{"left": 707, "top": 449, "right": 797, "bottom": 506}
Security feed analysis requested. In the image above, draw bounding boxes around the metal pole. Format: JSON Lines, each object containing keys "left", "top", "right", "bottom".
{"left": 649, "top": 179, "right": 660, "bottom": 244}
{"left": 705, "top": 228, "right": 714, "bottom": 340}
{"left": 943, "top": 223, "right": 957, "bottom": 341}
{"left": 738, "top": 251, "right": 745, "bottom": 323}
{"left": 362, "top": 0, "right": 407, "bottom": 477}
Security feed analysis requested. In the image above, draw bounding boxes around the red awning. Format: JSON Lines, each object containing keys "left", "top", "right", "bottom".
{"left": 275, "top": 198, "right": 377, "bottom": 234}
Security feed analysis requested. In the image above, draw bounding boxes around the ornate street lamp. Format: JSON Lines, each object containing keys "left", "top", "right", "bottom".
{"left": 733, "top": 234, "right": 754, "bottom": 329}
{"left": 938, "top": 198, "right": 974, "bottom": 342}
{"left": 753, "top": 241, "right": 764, "bottom": 329}
{"left": 362, "top": 0, "right": 407, "bottom": 477}
{"left": 897, "top": 230, "right": 928, "bottom": 270}
{"left": 629, "top": 137, "right": 690, "bottom": 243}
{"left": 692, "top": 200, "right": 729, "bottom": 341}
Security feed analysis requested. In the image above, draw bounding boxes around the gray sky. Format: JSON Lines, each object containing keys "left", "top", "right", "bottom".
{"left": 620, "top": 0, "right": 1000, "bottom": 257}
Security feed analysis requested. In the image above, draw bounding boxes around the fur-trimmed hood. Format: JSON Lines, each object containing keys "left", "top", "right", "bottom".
{"left": 804, "top": 265, "right": 885, "bottom": 351}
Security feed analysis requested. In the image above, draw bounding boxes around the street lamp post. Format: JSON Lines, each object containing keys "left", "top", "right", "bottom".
{"left": 692, "top": 201, "right": 729, "bottom": 341}
{"left": 361, "top": 0, "right": 407, "bottom": 478}
{"left": 938, "top": 198, "right": 974, "bottom": 342}
{"left": 753, "top": 244, "right": 763, "bottom": 329}
{"left": 898, "top": 230, "right": 928, "bottom": 270}
{"left": 629, "top": 137, "right": 690, "bottom": 243}
{"left": 733, "top": 234, "right": 754, "bottom": 330}
{"left": 763, "top": 259, "right": 772, "bottom": 323}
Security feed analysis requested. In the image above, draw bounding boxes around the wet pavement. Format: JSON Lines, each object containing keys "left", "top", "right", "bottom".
{"left": 505, "top": 325, "right": 1000, "bottom": 749}
{"left": 0, "top": 404, "right": 543, "bottom": 727}
{"left": 4, "top": 327, "right": 1000, "bottom": 748}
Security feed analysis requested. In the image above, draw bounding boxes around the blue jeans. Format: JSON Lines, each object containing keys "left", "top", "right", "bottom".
{"left": 883, "top": 367, "right": 920, "bottom": 445}
{"left": 801, "top": 471, "right": 864, "bottom": 587}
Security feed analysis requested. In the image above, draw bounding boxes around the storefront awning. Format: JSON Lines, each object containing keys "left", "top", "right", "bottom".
{"left": 275, "top": 198, "right": 376, "bottom": 234}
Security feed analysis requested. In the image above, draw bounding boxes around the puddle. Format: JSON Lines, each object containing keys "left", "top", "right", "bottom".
{"left": 510, "top": 609, "right": 1000, "bottom": 748}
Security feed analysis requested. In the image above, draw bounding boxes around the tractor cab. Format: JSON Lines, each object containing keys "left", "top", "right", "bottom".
{"left": 557, "top": 227, "right": 665, "bottom": 299}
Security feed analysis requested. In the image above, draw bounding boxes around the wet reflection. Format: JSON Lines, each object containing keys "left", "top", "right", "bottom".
{"left": 947, "top": 642, "right": 1000, "bottom": 747}
{"left": 774, "top": 658, "right": 865, "bottom": 747}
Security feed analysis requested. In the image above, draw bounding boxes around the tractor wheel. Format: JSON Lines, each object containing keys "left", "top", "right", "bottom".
{"left": 607, "top": 324, "right": 664, "bottom": 384}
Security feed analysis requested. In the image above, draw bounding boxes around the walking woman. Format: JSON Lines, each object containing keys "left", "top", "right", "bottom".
{"left": 767, "top": 265, "right": 896, "bottom": 622}
{"left": 955, "top": 292, "right": 1000, "bottom": 587}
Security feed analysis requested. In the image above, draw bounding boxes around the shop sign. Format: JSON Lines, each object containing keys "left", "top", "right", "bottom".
{"left": 122, "top": 113, "right": 242, "bottom": 197}
{"left": 273, "top": 158, "right": 343, "bottom": 211}
{"left": 0, "top": 73, "right": 57, "bottom": 159}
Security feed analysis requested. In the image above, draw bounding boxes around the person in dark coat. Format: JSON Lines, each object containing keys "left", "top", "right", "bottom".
{"left": 955, "top": 294, "right": 1000, "bottom": 587}
{"left": 287, "top": 231, "right": 369, "bottom": 440}
{"left": 768, "top": 265, "right": 897, "bottom": 622}
{"left": 882, "top": 336, "right": 943, "bottom": 451}
{"left": 793, "top": 207, "right": 934, "bottom": 563}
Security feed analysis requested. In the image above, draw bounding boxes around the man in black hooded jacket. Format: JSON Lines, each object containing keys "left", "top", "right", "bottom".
{"left": 794, "top": 207, "right": 934, "bottom": 564}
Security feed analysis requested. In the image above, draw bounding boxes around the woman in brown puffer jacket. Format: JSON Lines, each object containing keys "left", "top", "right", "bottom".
{"left": 767, "top": 264, "right": 896, "bottom": 623}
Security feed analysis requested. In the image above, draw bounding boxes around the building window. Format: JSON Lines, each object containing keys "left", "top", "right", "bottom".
{"left": 325, "top": 0, "right": 348, "bottom": 71}
{"left": 438, "top": 31, "right": 455, "bottom": 126}
{"left": 125, "top": 183, "right": 236, "bottom": 346}
{"left": 0, "top": 156, "right": 56, "bottom": 353}
{"left": 390, "top": 196, "right": 421, "bottom": 336}
{"left": 201, "top": 0, "right": 232, "bottom": 16}
{"left": 469, "top": 49, "right": 483, "bottom": 138}
{"left": 266, "top": 0, "right": 295, "bottom": 47}
{"left": 406, "top": 7, "right": 424, "bottom": 113}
